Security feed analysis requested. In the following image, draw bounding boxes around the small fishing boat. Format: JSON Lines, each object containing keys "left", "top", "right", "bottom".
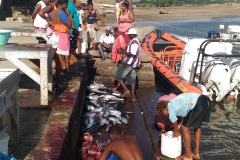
{"left": 221, "top": 25, "right": 240, "bottom": 45}
{"left": 142, "top": 29, "right": 240, "bottom": 102}
{"left": 159, "top": 7, "right": 169, "bottom": 14}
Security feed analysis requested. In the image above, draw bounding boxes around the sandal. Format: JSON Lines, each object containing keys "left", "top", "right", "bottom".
{"left": 192, "top": 154, "right": 200, "bottom": 159}
{"left": 129, "top": 98, "right": 136, "bottom": 102}
{"left": 120, "top": 91, "right": 130, "bottom": 97}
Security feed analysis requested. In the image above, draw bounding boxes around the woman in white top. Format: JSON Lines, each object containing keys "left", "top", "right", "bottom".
{"left": 32, "top": 0, "right": 50, "bottom": 43}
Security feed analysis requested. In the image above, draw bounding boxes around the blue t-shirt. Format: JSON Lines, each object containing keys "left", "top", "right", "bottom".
{"left": 167, "top": 93, "right": 201, "bottom": 123}
{"left": 58, "top": 10, "right": 70, "bottom": 23}
{"left": 68, "top": 1, "right": 79, "bottom": 34}
{"left": 49, "top": 10, "right": 70, "bottom": 24}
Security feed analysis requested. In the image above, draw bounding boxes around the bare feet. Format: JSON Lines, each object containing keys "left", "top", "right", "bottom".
{"left": 111, "top": 87, "right": 118, "bottom": 91}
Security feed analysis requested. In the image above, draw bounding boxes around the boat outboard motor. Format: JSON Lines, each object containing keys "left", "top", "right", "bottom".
{"left": 229, "top": 59, "right": 240, "bottom": 99}
{"left": 201, "top": 58, "right": 231, "bottom": 102}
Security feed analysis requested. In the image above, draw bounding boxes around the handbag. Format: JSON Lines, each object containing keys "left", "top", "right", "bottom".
{"left": 93, "top": 22, "right": 100, "bottom": 30}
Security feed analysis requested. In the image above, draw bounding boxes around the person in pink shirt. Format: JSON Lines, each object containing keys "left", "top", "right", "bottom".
{"left": 155, "top": 93, "right": 177, "bottom": 130}
{"left": 111, "top": 27, "right": 126, "bottom": 91}
{"left": 118, "top": 1, "right": 134, "bottom": 46}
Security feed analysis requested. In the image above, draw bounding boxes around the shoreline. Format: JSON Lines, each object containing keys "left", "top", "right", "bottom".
{"left": 106, "top": 5, "right": 240, "bottom": 25}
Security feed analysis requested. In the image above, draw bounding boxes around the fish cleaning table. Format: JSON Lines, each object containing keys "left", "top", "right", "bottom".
{"left": 11, "top": 31, "right": 48, "bottom": 42}
{"left": 0, "top": 43, "right": 52, "bottom": 106}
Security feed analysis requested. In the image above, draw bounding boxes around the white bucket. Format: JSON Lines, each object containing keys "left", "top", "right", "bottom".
{"left": 0, "top": 133, "right": 9, "bottom": 155}
{"left": 161, "top": 131, "right": 181, "bottom": 158}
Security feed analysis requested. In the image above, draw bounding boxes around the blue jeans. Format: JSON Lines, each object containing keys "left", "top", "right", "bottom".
{"left": 114, "top": 62, "right": 136, "bottom": 85}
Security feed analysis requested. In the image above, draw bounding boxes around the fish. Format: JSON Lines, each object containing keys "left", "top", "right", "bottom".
{"left": 86, "top": 125, "right": 102, "bottom": 133}
{"left": 86, "top": 104, "right": 95, "bottom": 111}
{"left": 112, "top": 90, "right": 121, "bottom": 97}
{"left": 87, "top": 112, "right": 97, "bottom": 117}
{"left": 108, "top": 110, "right": 121, "bottom": 117}
{"left": 104, "top": 95, "right": 124, "bottom": 101}
{"left": 122, "top": 110, "right": 134, "bottom": 115}
{"left": 113, "top": 101, "right": 124, "bottom": 110}
{"left": 86, "top": 94, "right": 104, "bottom": 100}
{"left": 94, "top": 107, "right": 103, "bottom": 112}
{"left": 86, "top": 116, "right": 98, "bottom": 128}
{"left": 109, "top": 117, "right": 122, "bottom": 124}
{"left": 87, "top": 119, "right": 98, "bottom": 129}
{"left": 102, "top": 117, "right": 109, "bottom": 124}
{"left": 81, "top": 125, "right": 87, "bottom": 133}
{"left": 89, "top": 100, "right": 99, "bottom": 108}
{"left": 105, "top": 123, "right": 112, "bottom": 132}
{"left": 121, "top": 112, "right": 129, "bottom": 124}
{"left": 98, "top": 118, "right": 105, "bottom": 126}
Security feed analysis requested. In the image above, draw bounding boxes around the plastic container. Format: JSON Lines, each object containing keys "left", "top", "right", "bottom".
{"left": 0, "top": 153, "right": 16, "bottom": 160}
{"left": 107, "top": 152, "right": 120, "bottom": 160}
{"left": 0, "top": 133, "right": 9, "bottom": 155}
{"left": 161, "top": 131, "right": 181, "bottom": 158}
{"left": 0, "top": 30, "right": 13, "bottom": 46}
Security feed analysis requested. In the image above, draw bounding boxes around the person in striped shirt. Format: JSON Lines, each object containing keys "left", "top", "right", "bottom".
{"left": 114, "top": 28, "right": 140, "bottom": 102}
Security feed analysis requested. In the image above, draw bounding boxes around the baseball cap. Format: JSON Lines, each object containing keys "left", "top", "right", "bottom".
{"left": 105, "top": 26, "right": 111, "bottom": 31}
{"left": 126, "top": 28, "right": 137, "bottom": 34}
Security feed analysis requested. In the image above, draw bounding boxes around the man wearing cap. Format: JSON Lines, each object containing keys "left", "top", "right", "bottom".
{"left": 98, "top": 26, "right": 115, "bottom": 61}
{"left": 115, "top": 28, "right": 140, "bottom": 102}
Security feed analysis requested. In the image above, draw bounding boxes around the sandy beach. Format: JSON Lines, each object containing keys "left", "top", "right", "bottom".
{"left": 106, "top": 5, "right": 240, "bottom": 24}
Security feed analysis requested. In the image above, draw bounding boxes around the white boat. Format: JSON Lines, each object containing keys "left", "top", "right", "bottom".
{"left": 142, "top": 29, "right": 240, "bottom": 102}
{"left": 221, "top": 25, "right": 240, "bottom": 44}
{"left": 100, "top": 4, "right": 115, "bottom": 9}
{"left": 179, "top": 38, "right": 240, "bottom": 102}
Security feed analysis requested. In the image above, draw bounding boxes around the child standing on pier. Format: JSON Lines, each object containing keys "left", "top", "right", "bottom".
{"left": 32, "top": 0, "right": 50, "bottom": 43}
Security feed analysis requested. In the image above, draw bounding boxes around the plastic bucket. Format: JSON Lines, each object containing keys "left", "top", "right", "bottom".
{"left": 0, "top": 133, "right": 9, "bottom": 155}
{"left": 0, "top": 30, "right": 13, "bottom": 46}
{"left": 161, "top": 131, "right": 181, "bottom": 158}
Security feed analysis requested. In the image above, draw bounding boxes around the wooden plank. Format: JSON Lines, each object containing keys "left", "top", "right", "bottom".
{"left": 6, "top": 58, "right": 40, "bottom": 85}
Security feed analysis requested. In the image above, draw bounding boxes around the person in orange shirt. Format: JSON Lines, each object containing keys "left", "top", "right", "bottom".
{"left": 111, "top": 27, "right": 126, "bottom": 91}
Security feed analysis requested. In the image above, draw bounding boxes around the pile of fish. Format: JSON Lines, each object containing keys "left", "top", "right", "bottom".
{"left": 81, "top": 81, "right": 134, "bottom": 134}
{"left": 81, "top": 132, "right": 110, "bottom": 160}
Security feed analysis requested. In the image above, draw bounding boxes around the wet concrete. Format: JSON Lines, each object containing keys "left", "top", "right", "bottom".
{"left": 91, "top": 99, "right": 155, "bottom": 159}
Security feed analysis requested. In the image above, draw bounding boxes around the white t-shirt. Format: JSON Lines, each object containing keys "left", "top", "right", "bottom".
{"left": 99, "top": 33, "right": 115, "bottom": 44}
{"left": 33, "top": 1, "right": 48, "bottom": 29}
{"left": 77, "top": 10, "right": 84, "bottom": 31}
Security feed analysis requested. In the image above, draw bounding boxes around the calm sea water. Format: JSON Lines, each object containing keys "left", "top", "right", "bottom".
{"left": 134, "top": 17, "right": 240, "bottom": 52}
{"left": 134, "top": 18, "right": 240, "bottom": 158}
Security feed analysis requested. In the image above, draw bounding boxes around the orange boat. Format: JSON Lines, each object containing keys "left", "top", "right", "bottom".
{"left": 142, "top": 29, "right": 202, "bottom": 94}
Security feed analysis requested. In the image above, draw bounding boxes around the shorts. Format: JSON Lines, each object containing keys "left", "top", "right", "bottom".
{"left": 78, "top": 31, "right": 82, "bottom": 38}
{"left": 119, "top": 31, "right": 130, "bottom": 43}
{"left": 114, "top": 62, "right": 136, "bottom": 85}
{"left": 70, "top": 34, "right": 77, "bottom": 49}
{"left": 182, "top": 95, "right": 211, "bottom": 128}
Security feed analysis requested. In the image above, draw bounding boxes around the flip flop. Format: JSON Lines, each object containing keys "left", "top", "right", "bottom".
{"left": 175, "top": 156, "right": 191, "bottom": 160}
{"left": 192, "top": 154, "right": 200, "bottom": 159}
{"left": 129, "top": 98, "right": 136, "bottom": 102}
{"left": 120, "top": 91, "right": 130, "bottom": 97}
